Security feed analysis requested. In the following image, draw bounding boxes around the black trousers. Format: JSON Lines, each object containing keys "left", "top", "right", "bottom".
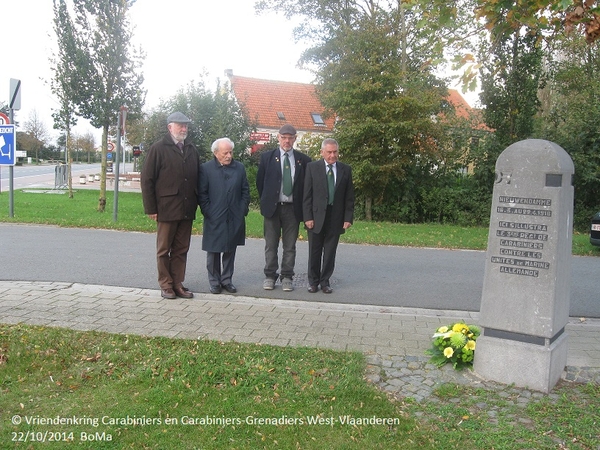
{"left": 206, "top": 250, "right": 236, "bottom": 288}
{"left": 307, "top": 206, "right": 340, "bottom": 287}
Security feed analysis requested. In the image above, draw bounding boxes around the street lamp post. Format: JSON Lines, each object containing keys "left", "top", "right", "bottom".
{"left": 113, "top": 105, "right": 128, "bottom": 222}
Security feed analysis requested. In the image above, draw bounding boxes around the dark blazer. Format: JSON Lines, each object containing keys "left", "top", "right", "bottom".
{"left": 256, "top": 148, "right": 312, "bottom": 222}
{"left": 198, "top": 158, "right": 250, "bottom": 253}
{"left": 141, "top": 133, "right": 200, "bottom": 221}
{"left": 303, "top": 159, "right": 355, "bottom": 235}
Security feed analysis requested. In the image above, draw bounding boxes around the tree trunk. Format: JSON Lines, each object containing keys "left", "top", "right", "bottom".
{"left": 365, "top": 196, "right": 372, "bottom": 221}
{"left": 399, "top": 0, "right": 407, "bottom": 79}
{"left": 98, "top": 125, "right": 108, "bottom": 212}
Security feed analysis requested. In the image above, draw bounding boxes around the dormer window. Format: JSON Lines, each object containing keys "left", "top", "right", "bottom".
{"left": 311, "top": 112, "right": 325, "bottom": 126}
{"left": 277, "top": 112, "right": 286, "bottom": 120}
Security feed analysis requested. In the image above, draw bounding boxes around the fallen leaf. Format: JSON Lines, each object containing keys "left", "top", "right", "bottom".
{"left": 83, "top": 353, "right": 101, "bottom": 362}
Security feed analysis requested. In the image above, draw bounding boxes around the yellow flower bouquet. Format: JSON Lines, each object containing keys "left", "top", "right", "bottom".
{"left": 426, "top": 322, "right": 481, "bottom": 369}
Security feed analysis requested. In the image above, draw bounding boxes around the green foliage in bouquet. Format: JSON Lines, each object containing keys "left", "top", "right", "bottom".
{"left": 426, "top": 322, "right": 481, "bottom": 369}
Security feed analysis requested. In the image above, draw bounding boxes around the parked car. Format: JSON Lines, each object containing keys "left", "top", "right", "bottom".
{"left": 591, "top": 212, "right": 600, "bottom": 246}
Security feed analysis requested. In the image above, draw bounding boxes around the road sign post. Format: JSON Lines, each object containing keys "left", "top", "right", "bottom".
{"left": 6, "top": 79, "right": 21, "bottom": 217}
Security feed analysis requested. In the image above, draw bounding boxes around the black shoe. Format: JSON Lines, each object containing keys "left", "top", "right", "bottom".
{"left": 307, "top": 285, "right": 319, "bottom": 293}
{"left": 210, "top": 285, "right": 222, "bottom": 294}
{"left": 221, "top": 283, "right": 237, "bottom": 293}
{"left": 321, "top": 285, "right": 333, "bottom": 294}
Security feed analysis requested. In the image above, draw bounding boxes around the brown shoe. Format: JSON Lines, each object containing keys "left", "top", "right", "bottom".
{"left": 174, "top": 286, "right": 194, "bottom": 298}
{"left": 321, "top": 285, "right": 333, "bottom": 294}
{"left": 161, "top": 288, "right": 176, "bottom": 299}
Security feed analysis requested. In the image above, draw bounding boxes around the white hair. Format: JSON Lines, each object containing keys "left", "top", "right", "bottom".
{"left": 321, "top": 138, "right": 338, "bottom": 149}
{"left": 211, "top": 137, "right": 235, "bottom": 154}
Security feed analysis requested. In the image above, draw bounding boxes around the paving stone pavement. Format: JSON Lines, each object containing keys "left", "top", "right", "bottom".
{"left": 1, "top": 281, "right": 598, "bottom": 404}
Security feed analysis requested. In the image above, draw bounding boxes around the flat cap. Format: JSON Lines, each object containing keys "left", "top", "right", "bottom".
{"left": 167, "top": 112, "right": 192, "bottom": 124}
{"left": 278, "top": 124, "right": 296, "bottom": 135}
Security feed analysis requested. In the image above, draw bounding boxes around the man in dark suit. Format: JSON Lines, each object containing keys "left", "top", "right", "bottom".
{"left": 198, "top": 138, "right": 250, "bottom": 294}
{"left": 303, "top": 138, "right": 354, "bottom": 294}
{"left": 256, "top": 124, "right": 312, "bottom": 292}
{"left": 141, "top": 112, "right": 200, "bottom": 299}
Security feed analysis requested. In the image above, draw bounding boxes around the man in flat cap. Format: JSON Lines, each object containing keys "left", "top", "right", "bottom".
{"left": 142, "top": 112, "right": 200, "bottom": 299}
{"left": 256, "top": 124, "right": 312, "bottom": 291}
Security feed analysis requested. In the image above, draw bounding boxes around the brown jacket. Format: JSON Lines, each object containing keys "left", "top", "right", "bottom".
{"left": 141, "top": 133, "right": 200, "bottom": 221}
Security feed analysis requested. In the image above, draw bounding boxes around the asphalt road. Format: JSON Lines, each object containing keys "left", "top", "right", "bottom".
{"left": 0, "top": 163, "right": 104, "bottom": 192}
{"left": 1, "top": 223, "right": 598, "bottom": 318}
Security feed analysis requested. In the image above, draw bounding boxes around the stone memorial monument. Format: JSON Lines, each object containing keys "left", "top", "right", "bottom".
{"left": 474, "top": 139, "right": 574, "bottom": 392}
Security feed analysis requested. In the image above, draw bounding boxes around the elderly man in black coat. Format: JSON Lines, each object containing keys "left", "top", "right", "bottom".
{"left": 198, "top": 138, "right": 250, "bottom": 294}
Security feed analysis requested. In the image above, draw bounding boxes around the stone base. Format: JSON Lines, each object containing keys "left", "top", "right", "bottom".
{"left": 473, "top": 332, "right": 568, "bottom": 393}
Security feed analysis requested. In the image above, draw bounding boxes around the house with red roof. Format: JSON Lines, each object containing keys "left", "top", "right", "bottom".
{"left": 226, "top": 70, "right": 484, "bottom": 159}
{"left": 226, "top": 70, "right": 335, "bottom": 151}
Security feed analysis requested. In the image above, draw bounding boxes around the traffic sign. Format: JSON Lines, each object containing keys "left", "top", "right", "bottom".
{"left": 0, "top": 112, "right": 10, "bottom": 125}
{"left": 107, "top": 152, "right": 113, "bottom": 161}
{"left": 0, "top": 124, "right": 16, "bottom": 166}
{"left": 107, "top": 142, "right": 115, "bottom": 152}
{"left": 9, "top": 79, "right": 21, "bottom": 110}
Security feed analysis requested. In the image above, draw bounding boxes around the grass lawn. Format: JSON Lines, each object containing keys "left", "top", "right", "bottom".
{"left": 1, "top": 325, "right": 419, "bottom": 449}
{"left": 1, "top": 324, "right": 598, "bottom": 449}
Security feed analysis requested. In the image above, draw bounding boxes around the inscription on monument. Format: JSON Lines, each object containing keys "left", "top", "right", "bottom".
{"left": 490, "top": 196, "right": 552, "bottom": 278}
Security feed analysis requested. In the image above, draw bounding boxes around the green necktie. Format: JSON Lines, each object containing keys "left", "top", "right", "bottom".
{"left": 327, "top": 164, "right": 335, "bottom": 205}
{"left": 282, "top": 152, "right": 292, "bottom": 196}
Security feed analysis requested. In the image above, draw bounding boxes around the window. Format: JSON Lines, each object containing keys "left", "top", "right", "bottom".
{"left": 311, "top": 112, "right": 325, "bottom": 126}
{"left": 277, "top": 111, "right": 286, "bottom": 120}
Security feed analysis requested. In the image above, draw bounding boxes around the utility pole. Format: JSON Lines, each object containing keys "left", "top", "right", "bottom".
{"left": 113, "top": 105, "right": 127, "bottom": 222}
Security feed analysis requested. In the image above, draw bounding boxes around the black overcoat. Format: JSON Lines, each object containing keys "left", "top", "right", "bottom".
{"left": 198, "top": 158, "right": 250, "bottom": 253}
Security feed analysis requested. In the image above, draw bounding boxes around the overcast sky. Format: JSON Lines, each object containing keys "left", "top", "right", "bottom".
{"left": 2, "top": 0, "right": 312, "bottom": 142}
{"left": 2, "top": 0, "right": 475, "bottom": 145}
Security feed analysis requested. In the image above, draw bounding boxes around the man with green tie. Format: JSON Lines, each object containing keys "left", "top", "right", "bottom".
{"left": 256, "top": 124, "right": 312, "bottom": 292}
{"left": 303, "top": 138, "right": 355, "bottom": 294}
